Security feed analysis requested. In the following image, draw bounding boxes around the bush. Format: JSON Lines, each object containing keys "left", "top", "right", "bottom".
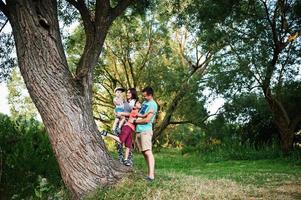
{"left": 0, "top": 114, "right": 64, "bottom": 199}
{"left": 181, "top": 134, "right": 301, "bottom": 162}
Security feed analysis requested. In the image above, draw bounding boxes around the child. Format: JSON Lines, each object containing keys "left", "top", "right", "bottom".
{"left": 100, "top": 100, "right": 144, "bottom": 166}
{"left": 112, "top": 87, "right": 126, "bottom": 134}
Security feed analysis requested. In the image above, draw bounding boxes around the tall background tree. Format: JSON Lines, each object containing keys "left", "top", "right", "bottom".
{"left": 175, "top": 0, "right": 301, "bottom": 153}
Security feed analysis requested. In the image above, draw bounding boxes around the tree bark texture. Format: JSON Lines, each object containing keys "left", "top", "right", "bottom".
{"left": 5, "top": 0, "right": 128, "bottom": 198}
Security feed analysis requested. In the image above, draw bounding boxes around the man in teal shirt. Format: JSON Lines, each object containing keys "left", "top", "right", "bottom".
{"left": 130, "top": 86, "right": 158, "bottom": 181}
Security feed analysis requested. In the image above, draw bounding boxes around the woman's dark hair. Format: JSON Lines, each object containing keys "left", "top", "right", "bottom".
{"left": 128, "top": 88, "right": 138, "bottom": 100}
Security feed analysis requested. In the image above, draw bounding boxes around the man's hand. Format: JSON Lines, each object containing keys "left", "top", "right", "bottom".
{"left": 128, "top": 118, "right": 134, "bottom": 124}
{"left": 138, "top": 111, "right": 153, "bottom": 118}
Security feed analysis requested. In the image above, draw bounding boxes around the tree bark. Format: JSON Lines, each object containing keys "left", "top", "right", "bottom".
{"left": 5, "top": 0, "right": 129, "bottom": 198}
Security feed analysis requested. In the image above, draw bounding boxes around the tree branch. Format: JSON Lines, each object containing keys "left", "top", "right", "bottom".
{"left": 127, "top": 52, "right": 136, "bottom": 87}
{"left": 0, "top": 18, "right": 8, "bottom": 33}
{"left": 94, "top": 101, "right": 115, "bottom": 109}
{"left": 169, "top": 121, "right": 193, "bottom": 125}
{"left": 0, "top": 0, "right": 8, "bottom": 17}
{"left": 273, "top": 96, "right": 291, "bottom": 125}
{"left": 153, "top": 31, "right": 218, "bottom": 142}
{"left": 168, "top": 107, "right": 224, "bottom": 130}
{"left": 66, "top": 0, "right": 93, "bottom": 31}
{"left": 110, "top": 0, "right": 136, "bottom": 21}
{"left": 66, "top": 0, "right": 99, "bottom": 83}
{"left": 105, "top": 42, "right": 127, "bottom": 88}
{"left": 94, "top": 116, "right": 111, "bottom": 124}
{"left": 201, "top": 106, "right": 224, "bottom": 122}
{"left": 102, "top": 64, "right": 124, "bottom": 88}
{"left": 228, "top": 42, "right": 263, "bottom": 86}
{"left": 277, "top": 43, "right": 293, "bottom": 89}
{"left": 260, "top": 0, "right": 278, "bottom": 46}
{"left": 94, "top": 93, "right": 114, "bottom": 107}
{"left": 168, "top": 120, "right": 203, "bottom": 128}
{"left": 139, "top": 22, "right": 153, "bottom": 71}
{"left": 125, "top": 28, "right": 135, "bottom": 87}
{"left": 95, "top": 0, "right": 111, "bottom": 28}
{"left": 120, "top": 58, "right": 131, "bottom": 88}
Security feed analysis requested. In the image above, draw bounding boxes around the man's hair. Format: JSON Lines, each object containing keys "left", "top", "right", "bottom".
{"left": 142, "top": 86, "right": 154, "bottom": 96}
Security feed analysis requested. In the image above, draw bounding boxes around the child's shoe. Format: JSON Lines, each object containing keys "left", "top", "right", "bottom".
{"left": 99, "top": 130, "right": 108, "bottom": 136}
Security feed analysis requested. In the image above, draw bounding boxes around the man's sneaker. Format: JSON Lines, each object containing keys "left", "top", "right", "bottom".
{"left": 123, "top": 159, "right": 132, "bottom": 166}
{"left": 128, "top": 151, "right": 134, "bottom": 165}
{"left": 99, "top": 130, "right": 108, "bottom": 136}
{"left": 144, "top": 176, "right": 154, "bottom": 182}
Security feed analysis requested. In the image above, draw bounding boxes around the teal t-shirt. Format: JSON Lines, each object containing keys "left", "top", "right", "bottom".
{"left": 136, "top": 99, "right": 158, "bottom": 133}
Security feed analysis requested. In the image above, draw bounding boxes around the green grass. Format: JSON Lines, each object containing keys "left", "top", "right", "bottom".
{"left": 88, "top": 149, "right": 301, "bottom": 200}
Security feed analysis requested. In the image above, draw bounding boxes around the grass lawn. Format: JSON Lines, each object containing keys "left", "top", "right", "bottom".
{"left": 87, "top": 149, "right": 301, "bottom": 200}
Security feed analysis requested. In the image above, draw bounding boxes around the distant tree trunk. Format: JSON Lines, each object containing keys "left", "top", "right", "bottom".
{"left": 279, "top": 129, "right": 294, "bottom": 154}
{"left": 257, "top": 0, "right": 301, "bottom": 154}
{"left": 153, "top": 53, "right": 212, "bottom": 144}
{"left": 153, "top": 82, "right": 188, "bottom": 143}
{"left": 264, "top": 88, "right": 294, "bottom": 154}
{"left": 5, "top": 0, "right": 129, "bottom": 198}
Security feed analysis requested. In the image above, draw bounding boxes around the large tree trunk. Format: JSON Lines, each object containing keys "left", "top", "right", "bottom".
{"left": 6, "top": 1, "right": 128, "bottom": 198}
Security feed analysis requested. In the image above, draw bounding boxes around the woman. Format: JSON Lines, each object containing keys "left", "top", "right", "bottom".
{"left": 124, "top": 88, "right": 138, "bottom": 113}
{"left": 115, "top": 88, "right": 138, "bottom": 165}
{"left": 100, "top": 100, "right": 142, "bottom": 166}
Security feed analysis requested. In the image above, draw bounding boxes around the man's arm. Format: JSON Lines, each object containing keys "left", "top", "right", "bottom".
{"left": 135, "top": 112, "right": 154, "bottom": 124}
{"left": 132, "top": 108, "right": 154, "bottom": 124}
{"left": 137, "top": 111, "right": 153, "bottom": 118}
